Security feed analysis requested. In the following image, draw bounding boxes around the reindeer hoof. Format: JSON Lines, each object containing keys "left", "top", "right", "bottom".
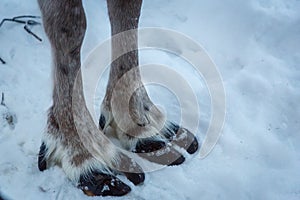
{"left": 78, "top": 171, "right": 131, "bottom": 196}
{"left": 162, "top": 122, "right": 199, "bottom": 155}
{"left": 134, "top": 139, "right": 185, "bottom": 166}
{"left": 99, "top": 114, "right": 106, "bottom": 130}
{"left": 135, "top": 140, "right": 166, "bottom": 153}
{"left": 132, "top": 122, "right": 199, "bottom": 166}
{"left": 38, "top": 142, "right": 47, "bottom": 171}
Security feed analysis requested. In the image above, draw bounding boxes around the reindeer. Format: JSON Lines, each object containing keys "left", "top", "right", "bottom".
{"left": 37, "top": 0, "right": 199, "bottom": 196}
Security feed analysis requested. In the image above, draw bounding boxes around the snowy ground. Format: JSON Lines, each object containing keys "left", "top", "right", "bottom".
{"left": 1, "top": 0, "right": 300, "bottom": 199}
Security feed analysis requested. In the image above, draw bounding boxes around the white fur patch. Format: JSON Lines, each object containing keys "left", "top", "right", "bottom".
{"left": 41, "top": 130, "right": 118, "bottom": 183}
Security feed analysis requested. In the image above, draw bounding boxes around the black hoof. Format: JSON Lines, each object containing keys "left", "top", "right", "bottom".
{"left": 186, "top": 136, "right": 199, "bottom": 154}
{"left": 38, "top": 142, "right": 47, "bottom": 171}
{"left": 135, "top": 140, "right": 166, "bottom": 153}
{"left": 169, "top": 155, "right": 185, "bottom": 166}
{"left": 78, "top": 171, "right": 131, "bottom": 197}
{"left": 99, "top": 114, "right": 106, "bottom": 130}
{"left": 123, "top": 172, "right": 145, "bottom": 185}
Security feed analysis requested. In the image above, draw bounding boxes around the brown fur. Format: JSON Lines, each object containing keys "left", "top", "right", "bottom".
{"left": 38, "top": 0, "right": 91, "bottom": 166}
{"left": 38, "top": 0, "right": 146, "bottom": 172}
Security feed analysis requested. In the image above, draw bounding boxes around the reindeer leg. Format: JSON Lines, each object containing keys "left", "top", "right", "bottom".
{"left": 37, "top": 0, "right": 144, "bottom": 196}
{"left": 100, "top": 0, "right": 198, "bottom": 167}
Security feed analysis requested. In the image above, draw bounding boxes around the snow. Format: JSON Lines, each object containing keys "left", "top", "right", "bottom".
{"left": 1, "top": 0, "right": 300, "bottom": 199}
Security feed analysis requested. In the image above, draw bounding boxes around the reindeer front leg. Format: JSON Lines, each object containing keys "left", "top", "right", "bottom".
{"left": 37, "top": 0, "right": 144, "bottom": 196}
